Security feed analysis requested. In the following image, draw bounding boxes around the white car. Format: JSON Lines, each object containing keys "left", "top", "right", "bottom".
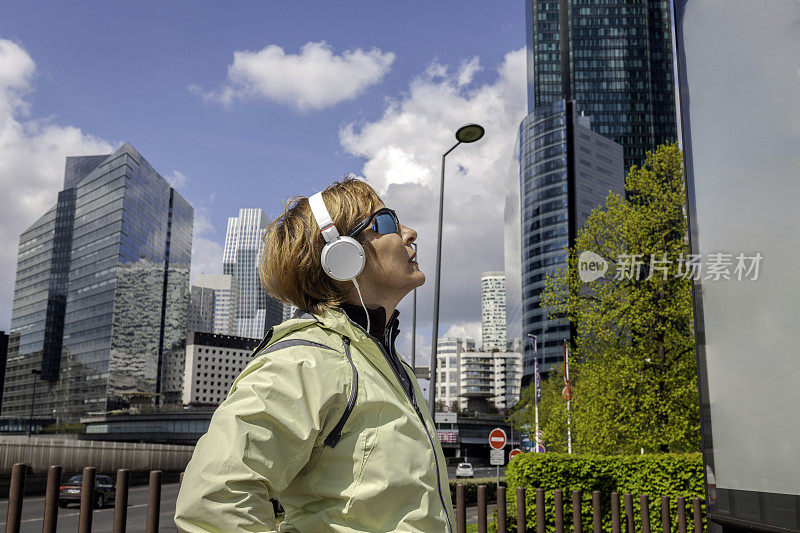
{"left": 455, "top": 462, "right": 474, "bottom": 478}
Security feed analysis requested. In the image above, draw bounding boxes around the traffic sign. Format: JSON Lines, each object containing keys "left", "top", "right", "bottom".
{"left": 442, "top": 404, "right": 450, "bottom": 412}
{"left": 533, "top": 430, "right": 544, "bottom": 443}
{"left": 489, "top": 428, "right": 507, "bottom": 450}
{"left": 534, "top": 443, "right": 546, "bottom": 454}
{"left": 490, "top": 448, "right": 505, "bottom": 466}
{"left": 509, "top": 448, "right": 523, "bottom": 460}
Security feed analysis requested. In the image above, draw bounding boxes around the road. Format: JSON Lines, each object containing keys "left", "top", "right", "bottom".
{"left": 1, "top": 470, "right": 503, "bottom": 531}
{"left": 0, "top": 482, "right": 180, "bottom": 532}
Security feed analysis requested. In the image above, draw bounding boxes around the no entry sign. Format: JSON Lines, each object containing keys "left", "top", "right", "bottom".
{"left": 489, "top": 428, "right": 507, "bottom": 450}
{"left": 509, "top": 448, "right": 522, "bottom": 460}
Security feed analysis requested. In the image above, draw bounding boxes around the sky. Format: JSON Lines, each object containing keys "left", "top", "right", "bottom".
{"left": 0, "top": 1, "right": 528, "bottom": 365}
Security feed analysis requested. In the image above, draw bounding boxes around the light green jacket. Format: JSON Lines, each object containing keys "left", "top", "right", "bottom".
{"left": 174, "top": 310, "right": 454, "bottom": 532}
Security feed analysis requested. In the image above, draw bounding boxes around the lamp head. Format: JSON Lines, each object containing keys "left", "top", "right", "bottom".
{"left": 455, "top": 123, "right": 485, "bottom": 143}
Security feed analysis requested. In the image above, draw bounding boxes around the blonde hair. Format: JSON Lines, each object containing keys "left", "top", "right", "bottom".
{"left": 259, "top": 177, "right": 383, "bottom": 315}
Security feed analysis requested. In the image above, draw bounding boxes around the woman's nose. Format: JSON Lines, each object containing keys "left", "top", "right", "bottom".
{"left": 401, "top": 225, "right": 417, "bottom": 244}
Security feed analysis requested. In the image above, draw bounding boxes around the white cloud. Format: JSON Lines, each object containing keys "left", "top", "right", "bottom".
{"left": 165, "top": 169, "right": 190, "bottom": 189}
{"left": 190, "top": 200, "right": 224, "bottom": 281}
{"left": 0, "top": 37, "right": 114, "bottom": 330}
{"left": 339, "top": 49, "right": 527, "bottom": 335}
{"left": 443, "top": 322, "right": 482, "bottom": 346}
{"left": 194, "top": 41, "right": 396, "bottom": 111}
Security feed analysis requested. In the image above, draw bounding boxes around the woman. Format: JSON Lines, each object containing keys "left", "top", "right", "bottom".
{"left": 175, "top": 178, "right": 455, "bottom": 532}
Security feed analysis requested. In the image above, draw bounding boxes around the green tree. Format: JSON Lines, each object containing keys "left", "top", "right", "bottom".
{"left": 511, "top": 144, "right": 700, "bottom": 454}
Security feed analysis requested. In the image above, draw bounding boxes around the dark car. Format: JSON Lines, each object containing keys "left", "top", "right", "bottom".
{"left": 59, "top": 474, "right": 116, "bottom": 508}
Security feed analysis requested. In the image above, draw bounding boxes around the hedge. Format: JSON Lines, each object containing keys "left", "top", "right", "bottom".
{"left": 449, "top": 477, "right": 506, "bottom": 507}
{"left": 497, "top": 453, "right": 704, "bottom": 533}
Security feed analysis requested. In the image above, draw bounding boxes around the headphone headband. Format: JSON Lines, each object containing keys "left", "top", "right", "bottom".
{"left": 309, "top": 192, "right": 340, "bottom": 243}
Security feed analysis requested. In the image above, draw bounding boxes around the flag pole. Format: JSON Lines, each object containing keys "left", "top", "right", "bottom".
{"left": 564, "top": 340, "right": 572, "bottom": 454}
{"left": 528, "top": 334, "right": 541, "bottom": 453}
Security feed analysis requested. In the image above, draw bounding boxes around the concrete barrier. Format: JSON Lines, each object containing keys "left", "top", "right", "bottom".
{"left": 0, "top": 435, "right": 194, "bottom": 475}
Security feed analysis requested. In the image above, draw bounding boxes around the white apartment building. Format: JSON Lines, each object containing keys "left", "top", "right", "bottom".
{"left": 194, "top": 273, "right": 238, "bottom": 335}
{"left": 182, "top": 332, "right": 260, "bottom": 406}
{"left": 460, "top": 349, "right": 523, "bottom": 411}
{"left": 436, "top": 337, "right": 523, "bottom": 412}
{"left": 436, "top": 337, "right": 476, "bottom": 410}
{"left": 481, "top": 272, "right": 507, "bottom": 351}
{"left": 223, "top": 209, "right": 282, "bottom": 339}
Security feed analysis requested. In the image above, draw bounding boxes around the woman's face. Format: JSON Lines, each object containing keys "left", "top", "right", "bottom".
{"left": 356, "top": 203, "right": 425, "bottom": 303}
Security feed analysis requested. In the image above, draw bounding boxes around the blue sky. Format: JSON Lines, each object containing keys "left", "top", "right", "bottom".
{"left": 0, "top": 1, "right": 528, "bottom": 362}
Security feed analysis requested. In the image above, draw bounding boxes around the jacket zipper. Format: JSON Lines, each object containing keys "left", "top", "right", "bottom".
{"left": 347, "top": 317, "right": 454, "bottom": 533}
{"left": 324, "top": 337, "right": 358, "bottom": 447}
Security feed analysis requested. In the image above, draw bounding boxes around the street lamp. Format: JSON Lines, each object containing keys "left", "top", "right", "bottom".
{"left": 28, "top": 369, "right": 41, "bottom": 437}
{"left": 411, "top": 242, "right": 417, "bottom": 372}
{"left": 427, "top": 123, "right": 485, "bottom": 415}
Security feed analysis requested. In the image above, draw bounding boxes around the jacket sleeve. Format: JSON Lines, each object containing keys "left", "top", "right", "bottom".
{"left": 174, "top": 344, "right": 350, "bottom": 532}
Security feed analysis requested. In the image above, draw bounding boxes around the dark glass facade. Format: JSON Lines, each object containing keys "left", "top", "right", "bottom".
{"left": 526, "top": 0, "right": 677, "bottom": 169}
{"left": 2, "top": 143, "right": 192, "bottom": 420}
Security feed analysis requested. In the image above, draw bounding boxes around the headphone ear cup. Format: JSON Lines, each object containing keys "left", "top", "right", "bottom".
{"left": 320, "top": 236, "right": 366, "bottom": 281}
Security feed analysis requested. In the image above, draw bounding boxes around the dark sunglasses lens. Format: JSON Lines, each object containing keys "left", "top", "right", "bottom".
{"left": 372, "top": 213, "right": 399, "bottom": 234}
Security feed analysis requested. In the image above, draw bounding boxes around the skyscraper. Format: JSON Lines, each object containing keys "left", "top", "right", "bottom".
{"left": 513, "top": 0, "right": 670, "bottom": 381}
{"left": 193, "top": 274, "right": 239, "bottom": 335}
{"left": 2, "top": 143, "right": 192, "bottom": 420}
{"left": 222, "top": 209, "right": 282, "bottom": 339}
{"left": 480, "top": 272, "right": 507, "bottom": 351}
{"left": 525, "top": 0, "right": 677, "bottom": 169}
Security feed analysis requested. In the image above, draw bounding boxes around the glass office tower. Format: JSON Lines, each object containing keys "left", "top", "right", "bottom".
{"left": 525, "top": 0, "right": 677, "bottom": 170}
{"left": 517, "top": 101, "right": 624, "bottom": 377}
{"left": 513, "top": 0, "right": 675, "bottom": 382}
{"left": 1, "top": 143, "right": 192, "bottom": 420}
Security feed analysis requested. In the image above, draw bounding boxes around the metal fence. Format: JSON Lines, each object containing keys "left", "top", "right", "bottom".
{"left": 5, "top": 463, "right": 177, "bottom": 533}
{"left": 455, "top": 485, "right": 705, "bottom": 533}
{"left": 4, "top": 464, "right": 705, "bottom": 532}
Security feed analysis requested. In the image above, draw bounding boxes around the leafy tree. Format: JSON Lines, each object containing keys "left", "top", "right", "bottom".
{"left": 511, "top": 144, "right": 700, "bottom": 454}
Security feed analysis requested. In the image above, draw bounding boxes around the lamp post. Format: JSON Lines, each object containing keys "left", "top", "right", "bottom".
{"left": 427, "top": 123, "right": 485, "bottom": 415}
{"left": 28, "top": 369, "right": 41, "bottom": 437}
{"left": 411, "top": 242, "right": 417, "bottom": 372}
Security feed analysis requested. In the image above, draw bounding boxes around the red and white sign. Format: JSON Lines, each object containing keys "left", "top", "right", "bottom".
{"left": 509, "top": 448, "right": 522, "bottom": 460}
{"left": 437, "top": 430, "right": 458, "bottom": 443}
{"left": 489, "top": 428, "right": 507, "bottom": 450}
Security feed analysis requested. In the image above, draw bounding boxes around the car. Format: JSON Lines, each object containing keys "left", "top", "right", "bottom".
{"left": 455, "top": 462, "right": 474, "bottom": 478}
{"left": 59, "top": 474, "right": 116, "bottom": 509}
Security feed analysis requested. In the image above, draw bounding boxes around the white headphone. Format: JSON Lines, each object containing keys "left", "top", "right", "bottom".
{"left": 308, "top": 192, "right": 365, "bottom": 281}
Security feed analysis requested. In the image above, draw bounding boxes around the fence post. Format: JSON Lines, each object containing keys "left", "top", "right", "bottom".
{"left": 498, "top": 486, "right": 507, "bottom": 533}
{"left": 536, "top": 488, "right": 545, "bottom": 533}
{"left": 457, "top": 484, "right": 466, "bottom": 533}
{"left": 661, "top": 496, "right": 671, "bottom": 533}
{"left": 554, "top": 489, "right": 564, "bottom": 533}
{"left": 114, "top": 468, "right": 130, "bottom": 533}
{"left": 6, "top": 463, "right": 26, "bottom": 533}
{"left": 620, "top": 493, "right": 632, "bottom": 533}
{"left": 611, "top": 492, "right": 621, "bottom": 533}
{"left": 592, "top": 491, "right": 601, "bottom": 533}
{"left": 693, "top": 497, "right": 703, "bottom": 533}
{"left": 572, "top": 490, "right": 583, "bottom": 533}
{"left": 641, "top": 494, "right": 651, "bottom": 533}
{"left": 517, "top": 487, "right": 527, "bottom": 533}
{"left": 79, "top": 466, "right": 96, "bottom": 533}
{"left": 677, "top": 496, "right": 687, "bottom": 533}
{"left": 478, "top": 485, "right": 487, "bottom": 533}
{"left": 43, "top": 465, "right": 62, "bottom": 533}
{"left": 146, "top": 470, "right": 162, "bottom": 533}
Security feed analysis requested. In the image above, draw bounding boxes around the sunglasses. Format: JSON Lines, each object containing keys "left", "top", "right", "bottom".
{"left": 347, "top": 207, "right": 400, "bottom": 238}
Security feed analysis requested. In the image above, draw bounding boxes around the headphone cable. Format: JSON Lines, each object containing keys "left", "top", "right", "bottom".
{"left": 351, "top": 277, "right": 370, "bottom": 334}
